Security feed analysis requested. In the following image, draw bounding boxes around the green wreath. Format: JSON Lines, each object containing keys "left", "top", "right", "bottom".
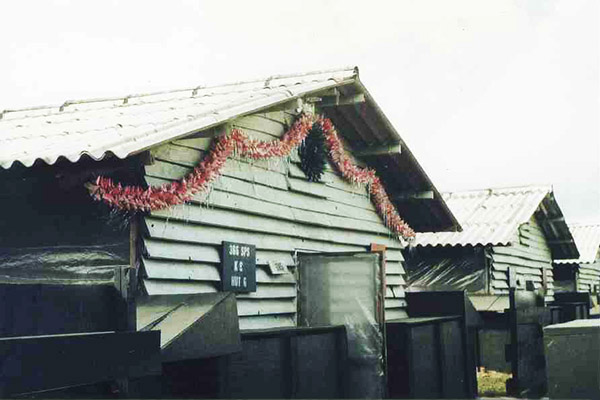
{"left": 298, "top": 122, "right": 328, "bottom": 182}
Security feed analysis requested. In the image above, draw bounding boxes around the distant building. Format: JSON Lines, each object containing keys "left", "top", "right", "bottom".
{"left": 554, "top": 223, "right": 600, "bottom": 294}
{"left": 405, "top": 185, "right": 579, "bottom": 311}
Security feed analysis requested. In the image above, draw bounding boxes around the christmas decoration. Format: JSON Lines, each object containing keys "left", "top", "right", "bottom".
{"left": 86, "top": 114, "right": 415, "bottom": 240}
{"left": 298, "top": 122, "right": 328, "bottom": 182}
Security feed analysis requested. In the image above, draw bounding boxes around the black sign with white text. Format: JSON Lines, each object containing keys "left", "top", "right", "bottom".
{"left": 221, "top": 241, "right": 256, "bottom": 292}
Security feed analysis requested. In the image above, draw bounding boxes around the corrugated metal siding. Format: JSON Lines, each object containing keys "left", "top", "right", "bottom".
{"left": 490, "top": 216, "right": 555, "bottom": 302}
{"left": 139, "top": 104, "right": 407, "bottom": 330}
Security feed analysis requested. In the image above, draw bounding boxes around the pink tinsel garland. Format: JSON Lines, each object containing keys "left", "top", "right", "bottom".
{"left": 87, "top": 114, "right": 416, "bottom": 239}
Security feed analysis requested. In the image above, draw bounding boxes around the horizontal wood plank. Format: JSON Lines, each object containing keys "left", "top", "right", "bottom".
{"left": 142, "top": 258, "right": 296, "bottom": 284}
{"left": 144, "top": 239, "right": 295, "bottom": 266}
{"left": 144, "top": 217, "right": 370, "bottom": 253}
{"left": 236, "top": 298, "right": 296, "bottom": 317}
{"left": 239, "top": 314, "right": 295, "bottom": 331}
{"left": 147, "top": 207, "right": 401, "bottom": 249}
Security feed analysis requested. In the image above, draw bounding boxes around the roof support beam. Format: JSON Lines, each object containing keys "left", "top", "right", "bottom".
{"left": 393, "top": 190, "right": 435, "bottom": 201}
{"left": 355, "top": 143, "right": 401, "bottom": 157}
{"left": 548, "top": 239, "right": 575, "bottom": 245}
{"left": 538, "top": 200, "right": 560, "bottom": 238}
{"left": 319, "top": 93, "right": 366, "bottom": 107}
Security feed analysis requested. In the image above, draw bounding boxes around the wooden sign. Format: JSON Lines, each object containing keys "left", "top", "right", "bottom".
{"left": 221, "top": 241, "right": 256, "bottom": 292}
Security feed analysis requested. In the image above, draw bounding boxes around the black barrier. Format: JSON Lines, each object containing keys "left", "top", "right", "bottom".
{"left": 505, "top": 289, "right": 551, "bottom": 397}
{"left": 0, "top": 283, "right": 122, "bottom": 337}
{"left": 550, "top": 292, "right": 591, "bottom": 322}
{"left": 218, "top": 326, "right": 348, "bottom": 399}
{"left": 0, "top": 330, "right": 161, "bottom": 397}
{"left": 400, "top": 291, "right": 481, "bottom": 399}
{"left": 386, "top": 316, "right": 468, "bottom": 398}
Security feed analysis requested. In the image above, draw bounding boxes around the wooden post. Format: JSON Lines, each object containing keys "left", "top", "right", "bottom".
{"left": 127, "top": 216, "right": 139, "bottom": 331}
{"left": 370, "top": 243, "right": 388, "bottom": 398}
{"left": 541, "top": 264, "right": 548, "bottom": 298}
{"left": 113, "top": 216, "right": 140, "bottom": 397}
{"left": 370, "top": 243, "right": 387, "bottom": 325}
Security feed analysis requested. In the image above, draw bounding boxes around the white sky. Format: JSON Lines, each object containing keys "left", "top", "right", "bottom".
{"left": 1, "top": 0, "right": 598, "bottom": 223}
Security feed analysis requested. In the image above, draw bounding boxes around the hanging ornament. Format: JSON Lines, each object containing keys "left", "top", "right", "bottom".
{"left": 298, "top": 122, "right": 328, "bottom": 182}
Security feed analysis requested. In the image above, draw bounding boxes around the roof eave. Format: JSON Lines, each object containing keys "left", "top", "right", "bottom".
{"left": 348, "top": 79, "right": 462, "bottom": 233}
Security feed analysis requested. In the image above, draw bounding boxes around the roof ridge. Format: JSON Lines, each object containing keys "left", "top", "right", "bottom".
{"left": 0, "top": 66, "right": 358, "bottom": 120}
{"left": 568, "top": 222, "right": 600, "bottom": 228}
{"left": 442, "top": 184, "right": 552, "bottom": 197}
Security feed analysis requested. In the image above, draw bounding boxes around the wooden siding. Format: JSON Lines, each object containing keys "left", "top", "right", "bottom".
{"left": 140, "top": 105, "right": 407, "bottom": 330}
{"left": 490, "top": 216, "right": 555, "bottom": 302}
{"left": 577, "top": 248, "right": 600, "bottom": 292}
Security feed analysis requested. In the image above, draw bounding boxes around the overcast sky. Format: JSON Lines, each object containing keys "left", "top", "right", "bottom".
{"left": 1, "top": 0, "right": 598, "bottom": 223}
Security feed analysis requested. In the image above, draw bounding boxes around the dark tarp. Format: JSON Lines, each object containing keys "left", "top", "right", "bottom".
{"left": 0, "top": 160, "right": 138, "bottom": 283}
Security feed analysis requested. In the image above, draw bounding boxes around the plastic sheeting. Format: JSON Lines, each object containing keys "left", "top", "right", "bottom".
{"left": 553, "top": 279, "right": 576, "bottom": 293}
{"left": 297, "top": 252, "right": 385, "bottom": 399}
{"left": 0, "top": 244, "right": 128, "bottom": 284}
{"left": 0, "top": 166, "right": 131, "bottom": 284}
{"left": 405, "top": 248, "right": 486, "bottom": 293}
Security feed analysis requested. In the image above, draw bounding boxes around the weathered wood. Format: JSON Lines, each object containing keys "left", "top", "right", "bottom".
{"left": 287, "top": 176, "right": 329, "bottom": 199}
{"left": 491, "top": 253, "right": 551, "bottom": 270}
{"left": 148, "top": 207, "right": 402, "bottom": 249}
{"left": 238, "top": 314, "right": 295, "bottom": 331}
{"left": 547, "top": 239, "right": 576, "bottom": 245}
{"left": 492, "top": 280, "right": 509, "bottom": 289}
{"left": 320, "top": 93, "right": 366, "bottom": 107}
{"left": 233, "top": 114, "right": 287, "bottom": 137}
{"left": 354, "top": 143, "right": 401, "bottom": 157}
{"left": 144, "top": 279, "right": 295, "bottom": 298}
{"left": 144, "top": 279, "right": 217, "bottom": 295}
{"left": 387, "top": 275, "right": 406, "bottom": 285}
{"left": 143, "top": 258, "right": 296, "bottom": 284}
{"left": 387, "top": 251, "right": 405, "bottom": 262}
{"left": 141, "top": 101, "right": 411, "bottom": 330}
{"left": 385, "top": 309, "right": 408, "bottom": 320}
{"left": 236, "top": 284, "right": 296, "bottom": 299}
{"left": 145, "top": 164, "right": 384, "bottom": 224}
{"left": 492, "top": 263, "right": 543, "bottom": 276}
{"left": 393, "top": 190, "right": 435, "bottom": 201}
{"left": 493, "top": 245, "right": 551, "bottom": 264}
{"left": 144, "top": 217, "right": 371, "bottom": 253}
{"left": 386, "top": 262, "right": 406, "bottom": 274}
{"left": 144, "top": 239, "right": 295, "bottom": 266}
{"left": 387, "top": 286, "right": 406, "bottom": 298}
{"left": 237, "top": 299, "right": 296, "bottom": 317}
{"left": 152, "top": 143, "right": 203, "bottom": 167}
{"left": 493, "top": 271, "right": 508, "bottom": 281}
{"left": 385, "top": 299, "right": 407, "bottom": 309}
{"left": 173, "top": 137, "right": 213, "bottom": 151}
{"left": 147, "top": 154, "right": 289, "bottom": 190}
{"left": 520, "top": 236, "right": 555, "bottom": 253}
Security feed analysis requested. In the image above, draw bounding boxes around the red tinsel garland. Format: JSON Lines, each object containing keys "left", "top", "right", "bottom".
{"left": 87, "top": 114, "right": 416, "bottom": 240}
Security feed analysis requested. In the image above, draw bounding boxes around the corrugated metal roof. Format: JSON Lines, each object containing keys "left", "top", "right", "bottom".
{"left": 0, "top": 67, "right": 357, "bottom": 169}
{"left": 555, "top": 224, "right": 600, "bottom": 264}
{"left": 416, "top": 185, "right": 551, "bottom": 247}
{"left": 0, "top": 65, "right": 462, "bottom": 233}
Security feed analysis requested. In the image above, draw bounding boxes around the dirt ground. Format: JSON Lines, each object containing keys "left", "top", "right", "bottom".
{"left": 477, "top": 368, "right": 511, "bottom": 397}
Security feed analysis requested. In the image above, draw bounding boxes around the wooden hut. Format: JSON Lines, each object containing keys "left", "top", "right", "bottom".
{"left": 406, "top": 185, "right": 579, "bottom": 309}
{"left": 0, "top": 67, "right": 461, "bottom": 395}
{"left": 553, "top": 223, "right": 600, "bottom": 294}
